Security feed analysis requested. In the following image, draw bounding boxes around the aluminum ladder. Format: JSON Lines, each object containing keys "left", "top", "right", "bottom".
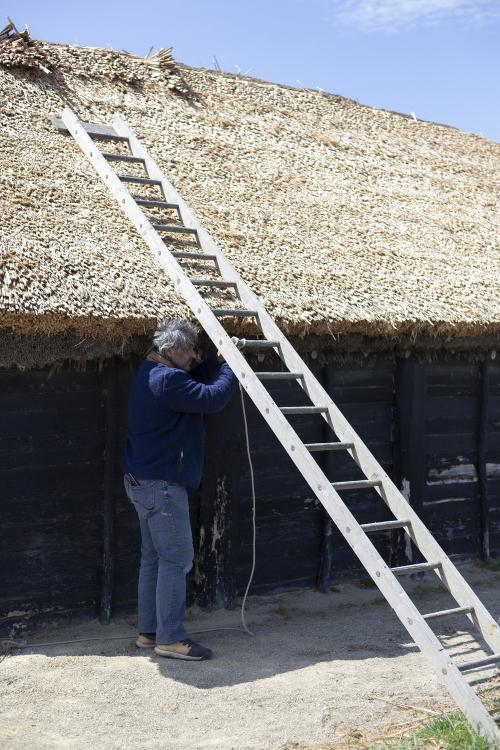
{"left": 55, "top": 107, "right": 500, "bottom": 744}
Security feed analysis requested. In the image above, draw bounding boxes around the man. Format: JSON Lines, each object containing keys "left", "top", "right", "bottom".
{"left": 123, "top": 319, "right": 238, "bottom": 661}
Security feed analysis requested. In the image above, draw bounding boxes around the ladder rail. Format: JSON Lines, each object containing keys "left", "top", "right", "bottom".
{"left": 113, "top": 113, "right": 500, "bottom": 656}
{"left": 60, "top": 108, "right": 500, "bottom": 743}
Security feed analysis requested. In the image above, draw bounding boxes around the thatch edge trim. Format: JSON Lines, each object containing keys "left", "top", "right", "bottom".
{"left": 1, "top": 328, "right": 498, "bottom": 372}
{"left": 1, "top": 312, "right": 500, "bottom": 344}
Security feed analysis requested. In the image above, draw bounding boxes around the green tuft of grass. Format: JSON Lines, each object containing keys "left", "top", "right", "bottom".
{"left": 479, "top": 558, "right": 500, "bottom": 572}
{"left": 356, "top": 578, "right": 377, "bottom": 589}
{"left": 411, "top": 583, "right": 445, "bottom": 599}
{"left": 272, "top": 604, "right": 290, "bottom": 620}
{"left": 363, "top": 713, "right": 497, "bottom": 750}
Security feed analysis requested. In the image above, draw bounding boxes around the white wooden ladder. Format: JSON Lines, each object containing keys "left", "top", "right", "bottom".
{"left": 55, "top": 107, "right": 500, "bottom": 744}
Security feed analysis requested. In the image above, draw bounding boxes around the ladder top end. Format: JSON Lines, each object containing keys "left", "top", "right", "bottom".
{"left": 53, "top": 117, "right": 119, "bottom": 139}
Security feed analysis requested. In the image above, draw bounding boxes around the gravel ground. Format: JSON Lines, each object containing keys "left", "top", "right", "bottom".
{"left": 1, "top": 562, "right": 498, "bottom": 750}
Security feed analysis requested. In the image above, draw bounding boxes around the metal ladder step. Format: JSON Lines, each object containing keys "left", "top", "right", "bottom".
{"left": 423, "top": 606, "right": 473, "bottom": 621}
{"left": 172, "top": 252, "right": 217, "bottom": 262}
{"left": 391, "top": 562, "right": 440, "bottom": 576}
{"left": 280, "top": 406, "right": 328, "bottom": 415}
{"left": 332, "top": 480, "right": 382, "bottom": 491}
{"left": 305, "top": 442, "right": 353, "bottom": 452}
{"left": 118, "top": 175, "right": 162, "bottom": 186}
{"left": 153, "top": 223, "right": 198, "bottom": 236}
{"left": 211, "top": 309, "right": 258, "bottom": 318}
{"left": 256, "top": 372, "right": 303, "bottom": 380}
{"left": 360, "top": 519, "right": 409, "bottom": 532}
{"left": 135, "top": 198, "right": 179, "bottom": 210}
{"left": 458, "top": 654, "right": 500, "bottom": 672}
{"left": 237, "top": 339, "right": 278, "bottom": 349}
{"left": 103, "top": 153, "right": 145, "bottom": 164}
{"left": 53, "top": 118, "right": 129, "bottom": 142}
{"left": 191, "top": 279, "right": 237, "bottom": 288}
{"left": 91, "top": 133, "right": 129, "bottom": 143}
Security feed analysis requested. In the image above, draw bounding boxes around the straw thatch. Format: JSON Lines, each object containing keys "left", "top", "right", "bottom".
{"left": 1, "top": 35, "right": 499, "bottom": 351}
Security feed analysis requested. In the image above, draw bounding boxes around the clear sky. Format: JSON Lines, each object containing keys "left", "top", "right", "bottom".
{"left": 6, "top": 0, "right": 500, "bottom": 142}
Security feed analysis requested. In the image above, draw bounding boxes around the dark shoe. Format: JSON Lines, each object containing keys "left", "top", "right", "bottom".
{"left": 136, "top": 633, "right": 156, "bottom": 649}
{"left": 154, "top": 638, "right": 212, "bottom": 661}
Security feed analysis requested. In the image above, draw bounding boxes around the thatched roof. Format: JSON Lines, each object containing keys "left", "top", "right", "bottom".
{"left": 1, "top": 34, "right": 499, "bottom": 350}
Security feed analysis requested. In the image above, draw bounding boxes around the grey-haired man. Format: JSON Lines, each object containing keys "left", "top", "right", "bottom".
{"left": 123, "top": 320, "right": 238, "bottom": 660}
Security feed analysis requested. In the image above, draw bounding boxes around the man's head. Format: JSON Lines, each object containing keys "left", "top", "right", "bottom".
{"left": 152, "top": 319, "right": 201, "bottom": 371}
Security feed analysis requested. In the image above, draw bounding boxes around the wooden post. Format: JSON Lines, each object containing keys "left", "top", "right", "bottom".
{"left": 196, "top": 393, "right": 241, "bottom": 609}
{"left": 477, "top": 358, "right": 491, "bottom": 562}
{"left": 317, "top": 362, "right": 335, "bottom": 592}
{"left": 100, "top": 362, "right": 118, "bottom": 624}
{"left": 394, "top": 357, "right": 426, "bottom": 564}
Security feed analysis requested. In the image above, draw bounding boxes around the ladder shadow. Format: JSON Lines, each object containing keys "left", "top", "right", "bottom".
{"left": 147, "top": 595, "right": 424, "bottom": 689}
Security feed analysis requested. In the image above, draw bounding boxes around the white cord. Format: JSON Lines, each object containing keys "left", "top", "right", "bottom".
{"left": 1, "top": 382, "right": 258, "bottom": 653}
{"left": 0, "top": 628, "right": 247, "bottom": 650}
{"left": 238, "top": 382, "right": 256, "bottom": 636}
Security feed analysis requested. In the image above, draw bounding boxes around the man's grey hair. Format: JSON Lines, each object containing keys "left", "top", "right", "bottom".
{"left": 153, "top": 319, "right": 200, "bottom": 355}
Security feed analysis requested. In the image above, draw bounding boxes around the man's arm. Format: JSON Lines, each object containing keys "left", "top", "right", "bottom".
{"left": 162, "top": 364, "right": 238, "bottom": 413}
{"left": 190, "top": 352, "right": 220, "bottom": 385}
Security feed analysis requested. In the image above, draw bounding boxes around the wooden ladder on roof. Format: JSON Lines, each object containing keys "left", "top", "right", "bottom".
{"left": 54, "top": 107, "right": 500, "bottom": 744}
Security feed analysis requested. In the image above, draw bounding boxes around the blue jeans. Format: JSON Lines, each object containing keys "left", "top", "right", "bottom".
{"left": 124, "top": 476, "right": 194, "bottom": 644}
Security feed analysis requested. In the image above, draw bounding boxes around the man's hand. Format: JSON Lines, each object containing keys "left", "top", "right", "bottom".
{"left": 217, "top": 337, "right": 241, "bottom": 363}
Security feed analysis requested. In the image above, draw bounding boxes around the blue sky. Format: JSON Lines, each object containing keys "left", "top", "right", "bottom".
{"left": 7, "top": 0, "right": 500, "bottom": 141}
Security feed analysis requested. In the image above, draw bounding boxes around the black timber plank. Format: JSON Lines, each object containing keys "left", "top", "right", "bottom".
{"left": 0, "top": 515, "right": 101, "bottom": 554}
{"left": 0, "top": 431, "right": 105, "bottom": 470}
{"left": 0, "top": 408, "right": 104, "bottom": 436}
{"left": 1, "top": 462, "right": 104, "bottom": 499}
{"left": 426, "top": 433, "right": 479, "bottom": 454}
{"left": 0, "top": 369, "right": 103, "bottom": 394}
{"left": 0, "top": 390, "right": 104, "bottom": 412}
{"left": 0, "top": 547, "right": 102, "bottom": 601}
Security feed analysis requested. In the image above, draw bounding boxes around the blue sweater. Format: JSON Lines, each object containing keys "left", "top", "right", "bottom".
{"left": 123, "top": 354, "right": 238, "bottom": 488}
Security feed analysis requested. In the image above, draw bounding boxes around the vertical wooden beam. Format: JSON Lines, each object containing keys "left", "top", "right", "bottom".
{"left": 196, "top": 394, "right": 241, "bottom": 609}
{"left": 317, "top": 361, "right": 336, "bottom": 592}
{"left": 477, "top": 358, "right": 491, "bottom": 562}
{"left": 391, "top": 357, "right": 405, "bottom": 566}
{"left": 100, "top": 361, "right": 118, "bottom": 624}
{"left": 394, "top": 357, "right": 427, "bottom": 564}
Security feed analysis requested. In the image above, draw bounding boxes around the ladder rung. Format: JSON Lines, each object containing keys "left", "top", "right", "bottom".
{"left": 87, "top": 131, "right": 128, "bottom": 143}
{"left": 332, "top": 480, "right": 381, "bottom": 491}
{"left": 53, "top": 118, "right": 128, "bottom": 142}
{"left": 360, "top": 519, "right": 410, "bottom": 532}
{"left": 256, "top": 372, "right": 303, "bottom": 380}
{"left": 191, "top": 279, "right": 237, "bottom": 288}
{"left": 118, "top": 175, "right": 162, "bottom": 186}
{"left": 391, "top": 562, "right": 440, "bottom": 576}
{"left": 212, "top": 309, "right": 258, "bottom": 318}
{"left": 280, "top": 406, "right": 328, "bottom": 415}
{"left": 423, "top": 606, "right": 473, "bottom": 621}
{"left": 153, "top": 223, "right": 198, "bottom": 235}
{"left": 458, "top": 653, "right": 500, "bottom": 672}
{"left": 135, "top": 198, "right": 179, "bottom": 210}
{"left": 103, "top": 153, "right": 145, "bottom": 164}
{"left": 305, "top": 442, "right": 353, "bottom": 452}
{"left": 237, "top": 340, "right": 278, "bottom": 349}
{"left": 172, "top": 252, "right": 217, "bottom": 262}
{"left": 90, "top": 132, "right": 129, "bottom": 143}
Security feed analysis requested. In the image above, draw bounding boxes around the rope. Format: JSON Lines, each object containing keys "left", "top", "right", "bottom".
{"left": 238, "top": 382, "right": 256, "bottom": 636}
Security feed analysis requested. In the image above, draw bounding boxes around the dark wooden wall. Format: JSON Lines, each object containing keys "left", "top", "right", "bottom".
{"left": 0, "top": 355, "right": 498, "bottom": 633}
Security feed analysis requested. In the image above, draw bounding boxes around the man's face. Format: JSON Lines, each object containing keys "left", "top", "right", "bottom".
{"left": 167, "top": 346, "right": 201, "bottom": 371}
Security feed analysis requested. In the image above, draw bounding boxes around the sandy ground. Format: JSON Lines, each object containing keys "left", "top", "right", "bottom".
{"left": 0, "top": 562, "right": 498, "bottom": 750}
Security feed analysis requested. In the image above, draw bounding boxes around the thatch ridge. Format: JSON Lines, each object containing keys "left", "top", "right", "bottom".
{"left": 1, "top": 36, "right": 499, "bottom": 346}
